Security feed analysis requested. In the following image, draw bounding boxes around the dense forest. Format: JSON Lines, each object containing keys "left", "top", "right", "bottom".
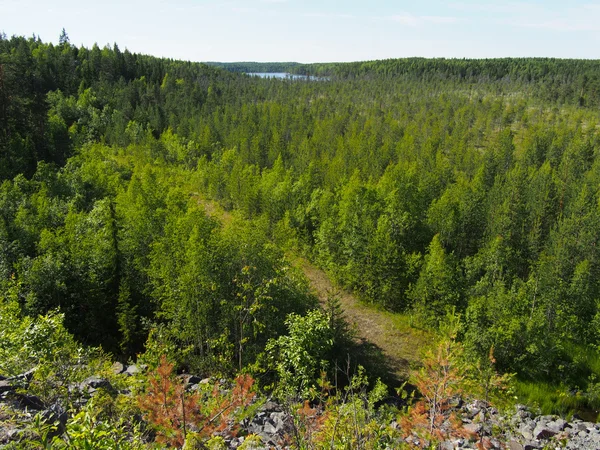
{"left": 3, "top": 31, "right": 600, "bottom": 448}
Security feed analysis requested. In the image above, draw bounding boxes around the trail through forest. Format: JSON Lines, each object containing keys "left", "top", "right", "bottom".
{"left": 197, "top": 195, "right": 429, "bottom": 381}
{"left": 292, "top": 257, "right": 429, "bottom": 380}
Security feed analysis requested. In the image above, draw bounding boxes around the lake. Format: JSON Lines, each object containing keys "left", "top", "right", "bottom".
{"left": 247, "top": 72, "right": 328, "bottom": 81}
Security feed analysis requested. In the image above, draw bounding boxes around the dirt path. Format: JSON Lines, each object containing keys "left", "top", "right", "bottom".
{"left": 195, "top": 195, "right": 429, "bottom": 380}
{"left": 292, "top": 257, "right": 429, "bottom": 380}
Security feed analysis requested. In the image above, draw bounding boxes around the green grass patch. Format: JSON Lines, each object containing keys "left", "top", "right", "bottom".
{"left": 515, "top": 380, "right": 594, "bottom": 419}
{"left": 514, "top": 343, "right": 600, "bottom": 420}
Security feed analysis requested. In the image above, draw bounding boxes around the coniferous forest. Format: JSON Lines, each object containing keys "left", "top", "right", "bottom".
{"left": 3, "top": 32, "right": 600, "bottom": 448}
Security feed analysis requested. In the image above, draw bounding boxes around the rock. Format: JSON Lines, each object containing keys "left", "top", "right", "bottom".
{"left": 488, "top": 438, "right": 502, "bottom": 449}
{"left": 0, "top": 379, "right": 15, "bottom": 394}
{"left": 42, "top": 403, "right": 68, "bottom": 436}
{"left": 519, "top": 421, "right": 535, "bottom": 440}
{"left": 111, "top": 361, "right": 124, "bottom": 374}
{"left": 448, "top": 395, "right": 462, "bottom": 409}
{"left": 187, "top": 375, "right": 202, "bottom": 385}
{"left": 125, "top": 364, "right": 141, "bottom": 375}
{"left": 463, "top": 422, "right": 482, "bottom": 435}
{"left": 80, "top": 376, "right": 115, "bottom": 394}
{"left": 547, "top": 418, "right": 567, "bottom": 432}
{"left": 10, "top": 368, "right": 36, "bottom": 382}
{"left": 263, "top": 421, "right": 278, "bottom": 435}
{"left": 523, "top": 442, "right": 540, "bottom": 450}
{"left": 199, "top": 377, "right": 211, "bottom": 384}
{"left": 17, "top": 394, "right": 45, "bottom": 410}
{"left": 533, "top": 424, "right": 557, "bottom": 440}
{"left": 508, "top": 441, "right": 524, "bottom": 450}
{"left": 438, "top": 441, "right": 454, "bottom": 450}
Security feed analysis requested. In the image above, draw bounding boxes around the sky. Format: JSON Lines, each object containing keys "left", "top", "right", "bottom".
{"left": 2, "top": 0, "right": 600, "bottom": 63}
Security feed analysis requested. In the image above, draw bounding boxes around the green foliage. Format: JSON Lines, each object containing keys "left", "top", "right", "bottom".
{"left": 317, "top": 368, "right": 397, "bottom": 449}
{"left": 266, "top": 309, "right": 335, "bottom": 399}
{"left": 29, "top": 400, "right": 145, "bottom": 450}
{"left": 5, "top": 32, "right": 600, "bottom": 413}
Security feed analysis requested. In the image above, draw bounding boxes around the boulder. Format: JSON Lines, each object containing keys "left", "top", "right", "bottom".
{"left": 0, "top": 379, "right": 15, "bottom": 394}
{"left": 111, "top": 361, "right": 125, "bottom": 374}
{"left": 547, "top": 418, "right": 567, "bottom": 432}
{"left": 519, "top": 421, "right": 536, "bottom": 441}
{"left": 41, "top": 403, "right": 68, "bottom": 436}
{"left": 79, "top": 376, "right": 116, "bottom": 396}
{"left": 533, "top": 424, "right": 557, "bottom": 440}
{"left": 125, "top": 364, "right": 146, "bottom": 376}
{"left": 17, "top": 394, "right": 45, "bottom": 410}
{"left": 463, "top": 422, "right": 482, "bottom": 435}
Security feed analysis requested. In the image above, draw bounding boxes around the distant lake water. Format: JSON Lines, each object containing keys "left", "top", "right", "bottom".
{"left": 247, "top": 72, "right": 328, "bottom": 81}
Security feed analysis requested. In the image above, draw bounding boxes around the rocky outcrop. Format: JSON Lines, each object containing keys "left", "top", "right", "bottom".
{"left": 2, "top": 366, "right": 600, "bottom": 449}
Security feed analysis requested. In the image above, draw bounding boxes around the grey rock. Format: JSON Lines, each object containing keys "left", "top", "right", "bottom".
{"left": 533, "top": 424, "right": 557, "bottom": 440}
{"left": 488, "top": 438, "right": 502, "bottom": 449}
{"left": 41, "top": 403, "right": 68, "bottom": 436}
{"left": 125, "top": 364, "right": 142, "bottom": 375}
{"left": 17, "top": 394, "right": 45, "bottom": 410}
{"left": 0, "top": 379, "right": 15, "bottom": 393}
{"left": 547, "top": 418, "right": 567, "bottom": 432}
{"left": 508, "top": 441, "right": 524, "bottom": 450}
{"left": 111, "top": 361, "right": 124, "bottom": 374}
{"left": 80, "top": 376, "right": 115, "bottom": 394}
{"left": 9, "top": 368, "right": 36, "bottom": 382}
{"left": 519, "top": 421, "right": 536, "bottom": 440}
{"left": 463, "top": 422, "right": 482, "bottom": 434}
{"left": 439, "top": 441, "right": 453, "bottom": 450}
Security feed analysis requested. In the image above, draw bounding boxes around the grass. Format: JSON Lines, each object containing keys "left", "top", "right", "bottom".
{"left": 515, "top": 380, "right": 597, "bottom": 421}
{"left": 514, "top": 343, "right": 600, "bottom": 420}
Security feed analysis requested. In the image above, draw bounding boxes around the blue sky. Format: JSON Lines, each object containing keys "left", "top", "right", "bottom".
{"left": 2, "top": 0, "right": 600, "bottom": 62}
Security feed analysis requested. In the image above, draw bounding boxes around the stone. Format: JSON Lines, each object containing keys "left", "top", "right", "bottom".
{"left": 80, "top": 376, "right": 114, "bottom": 394}
{"left": 42, "top": 403, "right": 68, "bottom": 436}
{"left": 262, "top": 421, "right": 277, "bottom": 436}
{"left": 111, "top": 361, "right": 124, "bottom": 374}
{"left": 519, "top": 422, "right": 535, "bottom": 441}
{"left": 547, "top": 418, "right": 567, "bottom": 432}
{"left": 508, "top": 441, "right": 524, "bottom": 450}
{"left": 17, "top": 394, "right": 45, "bottom": 410}
{"left": 463, "top": 422, "right": 482, "bottom": 435}
{"left": 533, "top": 424, "right": 557, "bottom": 440}
{"left": 12, "top": 368, "right": 36, "bottom": 382}
{"left": 438, "top": 441, "right": 453, "bottom": 450}
{"left": 125, "top": 364, "right": 141, "bottom": 375}
{"left": 0, "top": 379, "right": 15, "bottom": 394}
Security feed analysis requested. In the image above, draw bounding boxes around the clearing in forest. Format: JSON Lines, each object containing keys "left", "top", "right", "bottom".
{"left": 196, "top": 195, "right": 430, "bottom": 382}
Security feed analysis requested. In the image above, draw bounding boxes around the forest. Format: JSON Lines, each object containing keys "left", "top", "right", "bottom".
{"left": 2, "top": 31, "right": 600, "bottom": 448}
